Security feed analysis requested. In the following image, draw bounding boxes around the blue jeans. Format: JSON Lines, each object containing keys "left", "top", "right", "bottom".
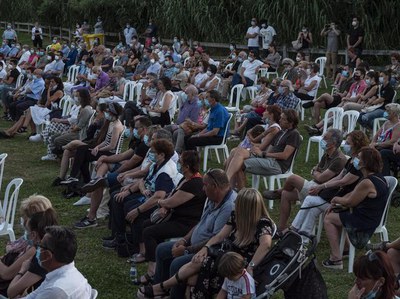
{"left": 231, "top": 73, "right": 254, "bottom": 87}
{"left": 358, "top": 109, "right": 385, "bottom": 129}
{"left": 154, "top": 241, "right": 193, "bottom": 298}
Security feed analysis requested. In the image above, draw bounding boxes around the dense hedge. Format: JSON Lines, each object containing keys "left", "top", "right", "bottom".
{"left": 1, "top": 0, "right": 399, "bottom": 50}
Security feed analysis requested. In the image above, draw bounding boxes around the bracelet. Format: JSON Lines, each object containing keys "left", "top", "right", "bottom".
{"left": 203, "top": 244, "right": 210, "bottom": 251}
{"left": 180, "top": 238, "right": 188, "bottom": 244}
{"left": 137, "top": 207, "right": 142, "bottom": 214}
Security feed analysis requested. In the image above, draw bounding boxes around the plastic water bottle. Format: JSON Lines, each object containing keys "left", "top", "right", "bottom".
{"left": 130, "top": 263, "right": 138, "bottom": 284}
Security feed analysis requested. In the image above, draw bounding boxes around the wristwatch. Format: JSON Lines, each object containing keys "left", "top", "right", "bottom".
{"left": 248, "top": 261, "right": 255, "bottom": 268}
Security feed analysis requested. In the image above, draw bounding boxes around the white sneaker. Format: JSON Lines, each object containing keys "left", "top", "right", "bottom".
{"left": 73, "top": 196, "right": 91, "bottom": 206}
{"left": 41, "top": 154, "right": 57, "bottom": 161}
{"left": 29, "top": 134, "right": 42, "bottom": 142}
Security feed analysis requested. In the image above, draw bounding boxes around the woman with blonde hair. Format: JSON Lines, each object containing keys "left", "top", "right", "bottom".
{"left": 138, "top": 188, "right": 275, "bottom": 298}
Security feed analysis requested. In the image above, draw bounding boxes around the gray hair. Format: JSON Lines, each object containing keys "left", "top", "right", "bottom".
{"left": 185, "top": 84, "right": 198, "bottom": 96}
{"left": 113, "top": 66, "right": 125, "bottom": 75}
{"left": 281, "top": 79, "right": 294, "bottom": 92}
{"left": 154, "top": 129, "right": 173, "bottom": 142}
{"left": 326, "top": 128, "right": 343, "bottom": 148}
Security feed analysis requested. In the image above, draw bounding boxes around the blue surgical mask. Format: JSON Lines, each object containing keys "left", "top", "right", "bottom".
{"left": 176, "top": 162, "right": 182, "bottom": 174}
{"left": 204, "top": 99, "right": 210, "bottom": 108}
{"left": 104, "top": 112, "right": 113, "bottom": 121}
{"left": 342, "top": 143, "right": 352, "bottom": 155}
{"left": 362, "top": 281, "right": 381, "bottom": 299}
{"left": 320, "top": 139, "right": 328, "bottom": 151}
{"left": 181, "top": 93, "right": 188, "bottom": 103}
{"left": 32, "top": 75, "right": 37, "bottom": 80}
{"left": 365, "top": 79, "right": 371, "bottom": 86}
{"left": 144, "top": 135, "right": 150, "bottom": 147}
{"left": 383, "top": 111, "right": 389, "bottom": 119}
{"left": 238, "top": 57, "right": 243, "bottom": 63}
{"left": 341, "top": 70, "right": 349, "bottom": 77}
{"left": 278, "top": 86, "right": 284, "bottom": 94}
{"left": 379, "top": 77, "right": 384, "bottom": 84}
{"left": 124, "top": 128, "right": 131, "bottom": 138}
{"left": 353, "top": 157, "right": 361, "bottom": 170}
{"left": 197, "top": 100, "right": 203, "bottom": 108}
{"left": 148, "top": 151, "right": 157, "bottom": 163}
{"left": 133, "top": 128, "right": 140, "bottom": 139}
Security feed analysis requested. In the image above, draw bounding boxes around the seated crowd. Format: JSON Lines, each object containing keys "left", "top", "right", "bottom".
{"left": 1, "top": 20, "right": 400, "bottom": 299}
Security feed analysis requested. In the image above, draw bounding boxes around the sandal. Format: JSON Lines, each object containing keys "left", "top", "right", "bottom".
{"left": 132, "top": 253, "right": 147, "bottom": 263}
{"left": 127, "top": 253, "right": 145, "bottom": 263}
{"left": 322, "top": 258, "right": 343, "bottom": 270}
{"left": 137, "top": 273, "right": 154, "bottom": 286}
{"left": 138, "top": 282, "right": 169, "bottom": 299}
{"left": 17, "top": 127, "right": 27, "bottom": 133}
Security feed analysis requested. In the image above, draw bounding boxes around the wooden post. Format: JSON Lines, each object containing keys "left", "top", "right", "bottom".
{"left": 282, "top": 45, "right": 288, "bottom": 59}
{"left": 59, "top": 26, "right": 62, "bottom": 40}
{"left": 49, "top": 26, "right": 52, "bottom": 40}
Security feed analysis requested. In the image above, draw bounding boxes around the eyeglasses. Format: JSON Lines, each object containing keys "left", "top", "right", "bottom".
{"left": 206, "top": 168, "right": 219, "bottom": 186}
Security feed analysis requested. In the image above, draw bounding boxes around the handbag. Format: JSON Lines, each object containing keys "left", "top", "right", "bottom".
{"left": 150, "top": 207, "right": 172, "bottom": 224}
{"left": 318, "top": 186, "right": 341, "bottom": 202}
{"left": 292, "top": 40, "right": 303, "bottom": 50}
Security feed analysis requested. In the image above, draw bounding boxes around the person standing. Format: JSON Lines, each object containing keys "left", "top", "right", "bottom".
{"left": 245, "top": 18, "right": 260, "bottom": 57}
{"left": 94, "top": 16, "right": 104, "bottom": 34}
{"left": 347, "top": 16, "right": 364, "bottom": 57}
{"left": 259, "top": 19, "right": 276, "bottom": 58}
{"left": 297, "top": 26, "right": 313, "bottom": 61}
{"left": 31, "top": 22, "right": 43, "bottom": 48}
{"left": 124, "top": 23, "right": 137, "bottom": 45}
{"left": 144, "top": 19, "right": 158, "bottom": 48}
{"left": 321, "top": 22, "right": 340, "bottom": 79}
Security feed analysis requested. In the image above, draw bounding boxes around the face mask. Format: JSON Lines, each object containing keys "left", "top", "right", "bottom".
{"left": 248, "top": 57, "right": 254, "bottom": 62}
{"left": 251, "top": 21, "right": 256, "bottom": 26}
{"left": 73, "top": 96, "right": 79, "bottom": 104}
{"left": 204, "top": 99, "right": 210, "bottom": 108}
{"left": 206, "top": 71, "right": 212, "bottom": 76}
{"left": 361, "top": 281, "right": 381, "bottom": 299}
{"left": 39, "top": 51, "right": 44, "bottom": 56}
{"left": 71, "top": 45, "right": 75, "bottom": 49}
{"left": 231, "top": 54, "right": 236, "bottom": 59}
{"left": 229, "top": 45, "right": 234, "bottom": 51}
{"left": 104, "top": 112, "right": 113, "bottom": 121}
{"left": 36, "top": 247, "right": 46, "bottom": 268}
{"left": 296, "top": 56, "right": 301, "bottom": 62}
{"left": 173, "top": 38, "right": 178, "bottom": 43}
{"left": 16, "top": 45, "right": 21, "bottom": 49}
{"left": 32, "top": 74, "right": 37, "bottom": 80}
{"left": 133, "top": 128, "right": 140, "bottom": 139}
{"left": 306, "top": 69, "right": 311, "bottom": 75}
{"left": 47, "top": 55, "right": 52, "bottom": 60}
{"left": 165, "top": 61, "right": 170, "bottom": 67}
{"left": 197, "top": 99, "right": 203, "bottom": 108}
{"left": 379, "top": 77, "right": 384, "bottom": 84}
{"left": 21, "top": 69, "right": 26, "bottom": 75}
{"left": 365, "top": 79, "right": 371, "bottom": 86}
{"left": 198, "top": 67, "right": 204, "bottom": 73}
{"left": 238, "top": 57, "right": 243, "bottom": 63}
{"left": 342, "top": 143, "right": 352, "bottom": 155}
{"left": 181, "top": 93, "right": 188, "bottom": 103}
{"left": 177, "top": 162, "right": 182, "bottom": 174}
{"left": 320, "top": 139, "right": 328, "bottom": 151}
{"left": 353, "top": 75, "right": 361, "bottom": 81}
{"left": 124, "top": 128, "right": 132, "bottom": 138}
{"left": 81, "top": 61, "right": 86, "bottom": 66}
{"left": 92, "top": 74, "right": 98, "bottom": 79}
{"left": 54, "top": 55, "right": 60, "bottom": 60}
{"left": 383, "top": 111, "right": 389, "bottom": 119}
{"left": 30, "top": 49, "right": 34, "bottom": 53}
{"left": 352, "top": 21, "right": 357, "bottom": 27}
{"left": 302, "top": 29, "right": 307, "bottom": 33}
{"left": 126, "top": 25, "right": 130, "bottom": 28}
{"left": 152, "top": 38, "right": 156, "bottom": 43}
{"left": 148, "top": 151, "right": 157, "bottom": 163}
{"left": 261, "top": 24, "right": 266, "bottom": 28}
{"left": 353, "top": 157, "right": 361, "bottom": 170}
{"left": 341, "top": 70, "right": 349, "bottom": 77}
{"left": 7, "top": 26, "right": 11, "bottom": 29}
{"left": 144, "top": 135, "right": 150, "bottom": 147}
{"left": 278, "top": 86, "right": 285, "bottom": 94}
{"left": 150, "top": 58, "right": 155, "bottom": 64}
{"left": 52, "top": 39, "right": 57, "bottom": 43}
{"left": 194, "top": 45, "right": 198, "bottom": 49}
{"left": 24, "top": 230, "right": 34, "bottom": 246}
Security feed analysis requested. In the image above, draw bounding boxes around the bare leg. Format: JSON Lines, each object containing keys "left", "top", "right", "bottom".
{"left": 226, "top": 148, "right": 250, "bottom": 182}
{"left": 324, "top": 212, "right": 343, "bottom": 261}
{"left": 87, "top": 187, "right": 103, "bottom": 219}
{"left": 22, "top": 109, "right": 32, "bottom": 128}
{"left": 59, "top": 149, "right": 76, "bottom": 179}
{"left": 5, "top": 116, "right": 25, "bottom": 136}
{"left": 236, "top": 169, "right": 246, "bottom": 190}
{"left": 387, "top": 248, "right": 400, "bottom": 274}
{"left": 224, "top": 148, "right": 237, "bottom": 170}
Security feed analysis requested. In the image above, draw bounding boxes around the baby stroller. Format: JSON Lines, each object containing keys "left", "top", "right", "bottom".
{"left": 254, "top": 230, "right": 327, "bottom": 299}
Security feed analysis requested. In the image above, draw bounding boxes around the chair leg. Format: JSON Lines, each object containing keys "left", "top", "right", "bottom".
{"left": 214, "top": 149, "right": 221, "bottom": 164}
{"left": 381, "top": 227, "right": 389, "bottom": 242}
{"left": 8, "top": 229, "right": 15, "bottom": 242}
{"left": 252, "top": 175, "right": 260, "bottom": 189}
{"left": 305, "top": 139, "right": 311, "bottom": 162}
{"left": 268, "top": 177, "right": 275, "bottom": 210}
{"left": 203, "top": 148, "right": 208, "bottom": 173}
{"left": 316, "top": 214, "right": 324, "bottom": 243}
{"left": 348, "top": 245, "right": 355, "bottom": 273}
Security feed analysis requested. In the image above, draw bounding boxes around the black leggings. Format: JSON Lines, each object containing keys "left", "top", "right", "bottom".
{"left": 69, "top": 145, "right": 113, "bottom": 183}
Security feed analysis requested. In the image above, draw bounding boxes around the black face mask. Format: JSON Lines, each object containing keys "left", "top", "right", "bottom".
{"left": 270, "top": 85, "right": 276, "bottom": 91}
{"left": 353, "top": 75, "right": 360, "bottom": 81}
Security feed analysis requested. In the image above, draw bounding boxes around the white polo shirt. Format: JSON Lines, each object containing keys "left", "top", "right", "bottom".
{"left": 247, "top": 26, "right": 260, "bottom": 47}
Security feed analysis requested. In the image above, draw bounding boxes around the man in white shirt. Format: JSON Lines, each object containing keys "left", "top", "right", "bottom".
{"left": 17, "top": 45, "right": 31, "bottom": 67}
{"left": 124, "top": 23, "right": 137, "bottom": 45}
{"left": 231, "top": 50, "right": 267, "bottom": 87}
{"left": 259, "top": 19, "right": 277, "bottom": 58}
{"left": 31, "top": 22, "right": 43, "bottom": 48}
{"left": 22, "top": 226, "right": 93, "bottom": 299}
{"left": 245, "top": 18, "right": 260, "bottom": 57}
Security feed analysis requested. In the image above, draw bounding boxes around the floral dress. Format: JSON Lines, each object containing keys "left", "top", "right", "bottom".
{"left": 191, "top": 211, "right": 274, "bottom": 299}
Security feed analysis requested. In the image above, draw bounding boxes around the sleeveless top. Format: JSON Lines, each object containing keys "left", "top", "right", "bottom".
{"left": 377, "top": 121, "right": 400, "bottom": 143}
{"left": 103, "top": 120, "right": 121, "bottom": 153}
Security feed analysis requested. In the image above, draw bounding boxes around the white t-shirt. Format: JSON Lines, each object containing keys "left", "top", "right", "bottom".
{"left": 260, "top": 26, "right": 277, "bottom": 49}
{"left": 304, "top": 74, "right": 321, "bottom": 97}
{"left": 242, "top": 59, "right": 263, "bottom": 82}
{"left": 0, "top": 68, "right": 6, "bottom": 80}
{"left": 247, "top": 26, "right": 260, "bottom": 47}
{"left": 221, "top": 270, "right": 256, "bottom": 299}
{"left": 18, "top": 50, "right": 31, "bottom": 65}
{"left": 31, "top": 26, "right": 42, "bottom": 40}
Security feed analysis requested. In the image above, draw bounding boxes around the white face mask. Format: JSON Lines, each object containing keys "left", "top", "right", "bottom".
{"left": 54, "top": 55, "right": 60, "bottom": 60}
{"left": 7, "top": 26, "right": 11, "bottom": 29}
{"left": 296, "top": 56, "right": 301, "bottom": 62}
{"left": 229, "top": 45, "right": 234, "bottom": 51}
{"left": 352, "top": 21, "right": 357, "bottom": 27}
{"left": 206, "top": 71, "right": 212, "bottom": 76}
{"left": 251, "top": 21, "right": 256, "bottom": 26}
{"left": 53, "top": 39, "right": 57, "bottom": 43}
{"left": 150, "top": 58, "right": 155, "bottom": 64}
{"left": 248, "top": 57, "right": 254, "bottom": 62}
{"left": 47, "top": 55, "right": 52, "bottom": 60}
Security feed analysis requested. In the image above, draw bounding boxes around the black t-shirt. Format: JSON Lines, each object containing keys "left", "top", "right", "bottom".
{"left": 28, "top": 256, "right": 47, "bottom": 291}
{"left": 9, "top": 68, "right": 20, "bottom": 85}
{"left": 348, "top": 26, "right": 364, "bottom": 50}
{"left": 154, "top": 172, "right": 175, "bottom": 194}
{"left": 380, "top": 83, "right": 395, "bottom": 107}
{"left": 170, "top": 176, "right": 206, "bottom": 221}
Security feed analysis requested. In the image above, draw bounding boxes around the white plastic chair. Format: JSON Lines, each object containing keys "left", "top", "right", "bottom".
{"left": 341, "top": 110, "right": 360, "bottom": 136}
{"left": 91, "top": 288, "right": 98, "bottom": 299}
{"left": 260, "top": 66, "right": 279, "bottom": 79}
{"left": 305, "top": 107, "right": 343, "bottom": 162}
{"left": 372, "top": 117, "right": 387, "bottom": 138}
{"left": 60, "top": 95, "right": 74, "bottom": 117}
{"left": 243, "top": 74, "right": 258, "bottom": 101}
{"left": 115, "top": 130, "right": 125, "bottom": 155}
{"left": 66, "top": 65, "right": 80, "bottom": 83}
{"left": 225, "top": 84, "right": 244, "bottom": 113}
{"left": 391, "top": 90, "right": 397, "bottom": 103}
{"left": 123, "top": 81, "right": 136, "bottom": 102}
{"left": 168, "top": 93, "right": 178, "bottom": 122}
{"left": 199, "top": 113, "right": 233, "bottom": 172}
{"left": 340, "top": 176, "right": 397, "bottom": 273}
{"left": 134, "top": 82, "right": 143, "bottom": 107}
{"left": 224, "top": 63, "right": 233, "bottom": 71}
{"left": 0, "top": 178, "right": 23, "bottom": 242}
{"left": 315, "top": 57, "right": 327, "bottom": 88}
{"left": 0, "top": 154, "right": 7, "bottom": 196}
{"left": 251, "top": 139, "right": 302, "bottom": 210}
{"left": 300, "top": 80, "right": 321, "bottom": 121}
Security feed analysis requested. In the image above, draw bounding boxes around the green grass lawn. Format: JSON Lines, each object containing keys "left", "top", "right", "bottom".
{"left": 0, "top": 33, "right": 399, "bottom": 299}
